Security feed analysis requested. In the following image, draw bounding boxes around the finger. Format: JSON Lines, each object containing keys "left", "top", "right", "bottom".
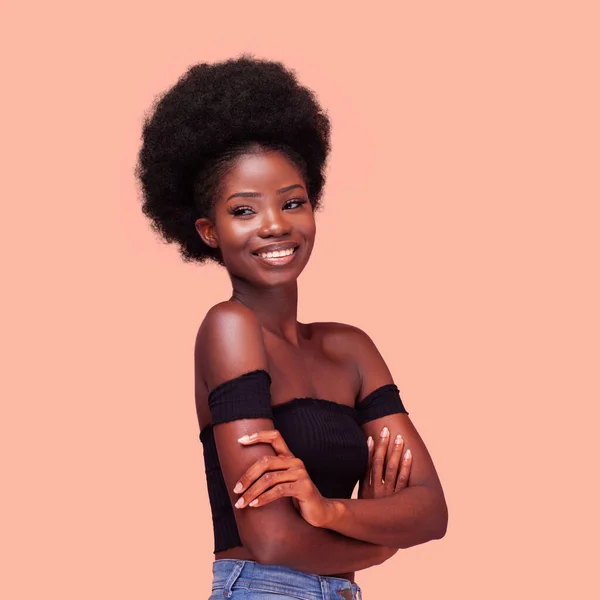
{"left": 238, "top": 430, "right": 294, "bottom": 457}
{"left": 366, "top": 435, "right": 374, "bottom": 469}
{"left": 233, "top": 455, "right": 304, "bottom": 495}
{"left": 395, "top": 448, "right": 412, "bottom": 491}
{"left": 359, "top": 436, "right": 374, "bottom": 498}
{"left": 363, "top": 436, "right": 374, "bottom": 486}
{"left": 372, "top": 427, "right": 390, "bottom": 490}
{"left": 383, "top": 434, "right": 404, "bottom": 494}
{"left": 234, "top": 468, "right": 301, "bottom": 508}
{"left": 245, "top": 481, "right": 299, "bottom": 508}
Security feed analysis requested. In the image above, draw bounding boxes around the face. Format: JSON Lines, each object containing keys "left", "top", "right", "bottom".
{"left": 195, "top": 150, "right": 316, "bottom": 287}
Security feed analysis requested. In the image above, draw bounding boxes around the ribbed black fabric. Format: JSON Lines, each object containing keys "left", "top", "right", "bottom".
{"left": 199, "top": 426, "right": 243, "bottom": 551}
{"left": 198, "top": 369, "right": 408, "bottom": 553}
{"left": 355, "top": 383, "right": 408, "bottom": 425}
{"left": 208, "top": 369, "right": 274, "bottom": 425}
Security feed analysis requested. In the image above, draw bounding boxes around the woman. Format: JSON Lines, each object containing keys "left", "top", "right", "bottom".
{"left": 137, "top": 55, "right": 448, "bottom": 600}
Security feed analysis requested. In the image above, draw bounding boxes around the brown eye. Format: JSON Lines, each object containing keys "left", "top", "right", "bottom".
{"left": 229, "top": 206, "right": 254, "bottom": 217}
{"left": 284, "top": 199, "right": 307, "bottom": 210}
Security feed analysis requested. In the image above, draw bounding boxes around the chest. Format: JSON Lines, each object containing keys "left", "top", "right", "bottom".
{"left": 272, "top": 398, "right": 369, "bottom": 498}
{"left": 264, "top": 338, "right": 359, "bottom": 409}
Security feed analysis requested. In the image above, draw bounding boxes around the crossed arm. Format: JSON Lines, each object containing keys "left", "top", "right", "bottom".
{"left": 321, "top": 326, "right": 448, "bottom": 547}
{"left": 323, "top": 412, "right": 448, "bottom": 547}
{"left": 196, "top": 302, "right": 447, "bottom": 574}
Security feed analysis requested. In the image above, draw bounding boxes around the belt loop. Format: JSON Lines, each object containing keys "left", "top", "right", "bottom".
{"left": 319, "top": 576, "right": 329, "bottom": 599}
{"left": 222, "top": 560, "right": 244, "bottom": 598}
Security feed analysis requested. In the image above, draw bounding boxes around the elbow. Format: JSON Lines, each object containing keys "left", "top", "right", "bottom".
{"left": 429, "top": 497, "right": 449, "bottom": 541}
{"left": 250, "top": 541, "right": 282, "bottom": 566}
{"left": 244, "top": 532, "right": 289, "bottom": 566}
{"left": 432, "top": 515, "right": 448, "bottom": 541}
{"left": 255, "top": 544, "right": 298, "bottom": 568}
{"left": 396, "top": 495, "right": 448, "bottom": 549}
{"left": 423, "top": 487, "right": 448, "bottom": 543}
{"left": 238, "top": 505, "right": 306, "bottom": 566}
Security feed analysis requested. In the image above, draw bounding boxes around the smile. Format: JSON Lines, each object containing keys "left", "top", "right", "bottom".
{"left": 252, "top": 246, "right": 299, "bottom": 266}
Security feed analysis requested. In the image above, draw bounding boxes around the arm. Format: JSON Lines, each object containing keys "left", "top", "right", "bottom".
{"left": 320, "top": 326, "right": 448, "bottom": 548}
{"left": 197, "top": 302, "right": 394, "bottom": 574}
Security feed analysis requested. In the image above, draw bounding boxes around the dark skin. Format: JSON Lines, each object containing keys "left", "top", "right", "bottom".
{"left": 194, "top": 150, "right": 447, "bottom": 580}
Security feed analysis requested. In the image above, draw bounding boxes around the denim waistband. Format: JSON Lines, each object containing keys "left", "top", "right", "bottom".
{"left": 211, "top": 559, "right": 363, "bottom": 600}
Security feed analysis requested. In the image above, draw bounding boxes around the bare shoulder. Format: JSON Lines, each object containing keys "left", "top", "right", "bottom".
{"left": 198, "top": 300, "right": 261, "bottom": 339}
{"left": 310, "top": 321, "right": 393, "bottom": 392}
{"left": 310, "top": 320, "right": 377, "bottom": 355}
{"left": 195, "top": 301, "right": 268, "bottom": 389}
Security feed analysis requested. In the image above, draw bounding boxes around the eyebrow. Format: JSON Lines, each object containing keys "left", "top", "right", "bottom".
{"left": 226, "top": 184, "right": 305, "bottom": 202}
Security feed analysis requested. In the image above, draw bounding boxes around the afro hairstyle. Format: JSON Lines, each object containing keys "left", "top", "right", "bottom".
{"left": 135, "top": 55, "right": 331, "bottom": 265}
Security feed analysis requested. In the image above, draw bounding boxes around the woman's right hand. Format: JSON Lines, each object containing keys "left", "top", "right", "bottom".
{"left": 358, "top": 426, "right": 412, "bottom": 499}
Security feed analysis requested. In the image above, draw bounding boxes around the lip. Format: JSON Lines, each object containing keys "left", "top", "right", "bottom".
{"left": 251, "top": 241, "right": 299, "bottom": 255}
{"left": 251, "top": 245, "right": 300, "bottom": 267}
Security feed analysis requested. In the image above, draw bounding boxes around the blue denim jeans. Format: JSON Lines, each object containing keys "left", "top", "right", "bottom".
{"left": 208, "top": 559, "right": 363, "bottom": 600}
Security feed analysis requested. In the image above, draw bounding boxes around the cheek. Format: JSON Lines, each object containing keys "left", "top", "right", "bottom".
{"left": 219, "top": 222, "right": 252, "bottom": 251}
{"left": 304, "top": 216, "right": 317, "bottom": 242}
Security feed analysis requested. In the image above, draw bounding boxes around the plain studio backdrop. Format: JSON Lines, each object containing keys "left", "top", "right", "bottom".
{"left": 1, "top": 1, "right": 598, "bottom": 599}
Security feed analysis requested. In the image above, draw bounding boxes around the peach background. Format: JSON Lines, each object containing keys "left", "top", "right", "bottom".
{"left": 2, "top": 1, "right": 599, "bottom": 598}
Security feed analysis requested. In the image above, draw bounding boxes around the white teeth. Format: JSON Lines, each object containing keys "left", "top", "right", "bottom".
{"left": 258, "top": 247, "right": 296, "bottom": 259}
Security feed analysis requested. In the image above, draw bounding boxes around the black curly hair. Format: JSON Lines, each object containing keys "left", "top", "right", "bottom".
{"left": 136, "top": 55, "right": 331, "bottom": 265}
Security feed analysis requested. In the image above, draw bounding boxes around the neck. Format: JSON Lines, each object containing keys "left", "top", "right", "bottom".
{"left": 229, "top": 280, "right": 302, "bottom": 346}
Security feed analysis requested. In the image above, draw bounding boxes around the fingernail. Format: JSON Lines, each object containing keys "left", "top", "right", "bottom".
{"left": 405, "top": 449, "right": 412, "bottom": 460}
{"left": 367, "top": 436, "right": 373, "bottom": 448}
{"left": 381, "top": 427, "right": 389, "bottom": 438}
{"left": 237, "top": 435, "right": 249, "bottom": 443}
{"left": 235, "top": 497, "right": 245, "bottom": 508}
{"left": 395, "top": 434, "right": 403, "bottom": 445}
{"left": 249, "top": 499, "right": 258, "bottom": 506}
{"left": 233, "top": 482, "right": 242, "bottom": 493}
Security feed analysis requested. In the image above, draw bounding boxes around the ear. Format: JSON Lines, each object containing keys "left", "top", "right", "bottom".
{"left": 195, "top": 218, "right": 219, "bottom": 249}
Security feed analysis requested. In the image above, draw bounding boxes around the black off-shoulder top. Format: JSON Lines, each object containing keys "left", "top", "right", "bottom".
{"left": 198, "top": 369, "right": 408, "bottom": 553}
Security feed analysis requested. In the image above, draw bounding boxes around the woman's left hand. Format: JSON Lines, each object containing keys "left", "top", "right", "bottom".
{"left": 233, "top": 429, "right": 334, "bottom": 528}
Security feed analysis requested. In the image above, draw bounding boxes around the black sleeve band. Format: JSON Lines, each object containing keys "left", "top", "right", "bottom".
{"left": 208, "top": 369, "right": 274, "bottom": 426}
{"left": 355, "top": 383, "right": 408, "bottom": 426}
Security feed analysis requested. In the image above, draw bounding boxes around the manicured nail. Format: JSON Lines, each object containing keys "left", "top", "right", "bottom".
{"left": 249, "top": 499, "right": 258, "bottom": 506}
{"left": 405, "top": 449, "right": 412, "bottom": 460}
{"left": 367, "top": 436, "right": 373, "bottom": 449}
{"left": 233, "top": 482, "right": 243, "bottom": 493}
{"left": 237, "top": 435, "right": 249, "bottom": 443}
{"left": 234, "top": 497, "right": 245, "bottom": 508}
{"left": 381, "top": 427, "right": 389, "bottom": 438}
{"left": 395, "top": 434, "right": 403, "bottom": 445}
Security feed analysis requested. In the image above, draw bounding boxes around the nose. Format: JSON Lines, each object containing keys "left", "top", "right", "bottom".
{"left": 258, "top": 205, "right": 292, "bottom": 238}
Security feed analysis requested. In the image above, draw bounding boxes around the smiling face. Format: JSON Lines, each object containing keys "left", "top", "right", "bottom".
{"left": 195, "top": 150, "right": 317, "bottom": 287}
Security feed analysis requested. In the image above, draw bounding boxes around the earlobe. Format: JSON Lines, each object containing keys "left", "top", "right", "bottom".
{"left": 195, "top": 218, "right": 219, "bottom": 248}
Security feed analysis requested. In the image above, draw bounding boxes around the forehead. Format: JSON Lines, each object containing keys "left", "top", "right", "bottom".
{"left": 221, "top": 151, "right": 304, "bottom": 192}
